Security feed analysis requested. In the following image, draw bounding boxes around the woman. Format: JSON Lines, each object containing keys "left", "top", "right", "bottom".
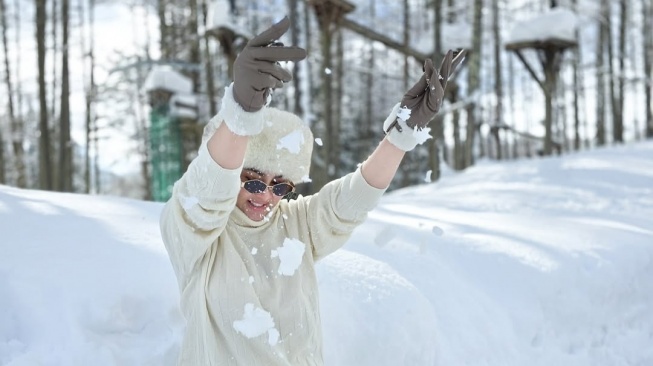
{"left": 160, "top": 16, "right": 463, "bottom": 366}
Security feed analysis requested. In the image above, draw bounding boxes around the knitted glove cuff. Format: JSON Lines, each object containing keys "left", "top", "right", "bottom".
{"left": 383, "top": 103, "right": 432, "bottom": 152}
{"left": 214, "top": 82, "right": 266, "bottom": 136}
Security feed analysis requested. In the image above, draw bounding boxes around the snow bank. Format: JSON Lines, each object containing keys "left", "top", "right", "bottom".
{"left": 1, "top": 141, "right": 652, "bottom": 365}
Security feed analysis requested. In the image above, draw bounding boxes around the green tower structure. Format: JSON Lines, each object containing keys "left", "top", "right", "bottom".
{"left": 144, "top": 66, "right": 198, "bottom": 202}
{"left": 149, "top": 101, "right": 183, "bottom": 202}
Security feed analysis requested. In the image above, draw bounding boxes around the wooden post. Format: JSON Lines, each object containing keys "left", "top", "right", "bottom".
{"left": 506, "top": 39, "right": 575, "bottom": 155}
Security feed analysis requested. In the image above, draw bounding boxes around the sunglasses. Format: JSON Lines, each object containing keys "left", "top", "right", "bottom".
{"left": 241, "top": 179, "right": 295, "bottom": 197}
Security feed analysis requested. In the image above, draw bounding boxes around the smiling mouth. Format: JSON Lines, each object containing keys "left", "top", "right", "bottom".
{"left": 248, "top": 200, "right": 269, "bottom": 210}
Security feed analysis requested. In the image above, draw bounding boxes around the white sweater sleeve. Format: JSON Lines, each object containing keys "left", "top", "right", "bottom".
{"left": 159, "top": 143, "right": 241, "bottom": 289}
{"left": 286, "top": 167, "right": 386, "bottom": 261}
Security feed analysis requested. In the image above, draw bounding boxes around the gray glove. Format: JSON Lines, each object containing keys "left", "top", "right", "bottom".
{"left": 233, "top": 16, "right": 307, "bottom": 112}
{"left": 386, "top": 49, "right": 466, "bottom": 133}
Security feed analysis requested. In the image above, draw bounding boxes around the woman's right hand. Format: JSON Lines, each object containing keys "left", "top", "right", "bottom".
{"left": 232, "top": 16, "right": 307, "bottom": 112}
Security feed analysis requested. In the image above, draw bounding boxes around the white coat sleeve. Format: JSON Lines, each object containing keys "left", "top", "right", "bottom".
{"left": 159, "top": 143, "right": 241, "bottom": 289}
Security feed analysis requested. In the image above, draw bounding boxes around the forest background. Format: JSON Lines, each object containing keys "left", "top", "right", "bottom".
{"left": 0, "top": 0, "right": 651, "bottom": 200}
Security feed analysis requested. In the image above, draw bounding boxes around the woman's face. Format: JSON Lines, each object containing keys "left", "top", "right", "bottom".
{"left": 236, "top": 168, "right": 292, "bottom": 221}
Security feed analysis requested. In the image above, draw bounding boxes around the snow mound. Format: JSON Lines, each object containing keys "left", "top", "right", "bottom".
{"left": 1, "top": 141, "right": 653, "bottom": 365}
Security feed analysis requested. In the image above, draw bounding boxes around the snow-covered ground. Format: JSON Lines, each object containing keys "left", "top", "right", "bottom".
{"left": 1, "top": 141, "right": 652, "bottom": 366}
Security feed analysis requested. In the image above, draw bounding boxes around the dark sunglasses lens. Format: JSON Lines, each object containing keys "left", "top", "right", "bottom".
{"left": 272, "top": 183, "right": 293, "bottom": 196}
{"left": 244, "top": 180, "right": 267, "bottom": 194}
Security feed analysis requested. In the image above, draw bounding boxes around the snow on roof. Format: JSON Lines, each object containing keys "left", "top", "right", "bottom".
{"left": 143, "top": 65, "right": 193, "bottom": 94}
{"left": 207, "top": 0, "right": 252, "bottom": 39}
{"left": 507, "top": 7, "right": 579, "bottom": 45}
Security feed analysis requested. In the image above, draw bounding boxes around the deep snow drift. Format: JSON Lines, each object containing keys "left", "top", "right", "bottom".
{"left": 1, "top": 141, "right": 652, "bottom": 366}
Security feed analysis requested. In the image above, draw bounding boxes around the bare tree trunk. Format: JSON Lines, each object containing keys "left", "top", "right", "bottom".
{"left": 605, "top": 0, "right": 619, "bottom": 144}
{"left": 451, "top": 85, "right": 463, "bottom": 169}
{"left": 438, "top": 0, "right": 448, "bottom": 169}
{"left": 82, "top": 0, "right": 97, "bottom": 193}
{"left": 14, "top": 0, "right": 23, "bottom": 163}
{"left": 79, "top": 0, "right": 88, "bottom": 192}
{"left": 12, "top": 0, "right": 26, "bottom": 187}
{"left": 571, "top": 0, "right": 583, "bottom": 150}
{"left": 188, "top": 0, "right": 200, "bottom": 92}
{"left": 0, "top": 129, "right": 4, "bottom": 184}
{"left": 542, "top": 48, "right": 557, "bottom": 155}
{"left": 507, "top": 55, "right": 516, "bottom": 159}
{"left": 158, "top": 0, "right": 169, "bottom": 59}
{"left": 402, "top": 0, "right": 414, "bottom": 186}
{"left": 596, "top": 0, "right": 608, "bottom": 145}
{"left": 643, "top": 0, "right": 652, "bottom": 138}
{"left": 50, "top": 0, "right": 58, "bottom": 134}
{"left": 58, "top": 0, "right": 72, "bottom": 192}
{"left": 200, "top": 0, "right": 216, "bottom": 116}
{"left": 403, "top": 0, "right": 410, "bottom": 90}
{"left": 133, "top": 56, "right": 151, "bottom": 200}
{"left": 428, "top": 0, "right": 443, "bottom": 182}
{"left": 446, "top": 0, "right": 463, "bottom": 168}
{"left": 309, "top": 12, "right": 334, "bottom": 190}
{"left": 36, "top": 0, "right": 52, "bottom": 190}
{"left": 2, "top": 0, "right": 26, "bottom": 186}
{"left": 613, "top": 0, "right": 627, "bottom": 142}
{"left": 93, "top": 110, "right": 100, "bottom": 193}
{"left": 362, "top": 0, "right": 375, "bottom": 163}
{"left": 287, "top": 0, "right": 302, "bottom": 115}
{"left": 322, "top": 24, "right": 333, "bottom": 183}
{"left": 558, "top": 75, "right": 569, "bottom": 151}
{"left": 491, "top": 0, "right": 502, "bottom": 159}
{"left": 522, "top": 73, "right": 532, "bottom": 157}
{"left": 334, "top": 29, "right": 343, "bottom": 177}
{"left": 464, "top": 0, "right": 483, "bottom": 168}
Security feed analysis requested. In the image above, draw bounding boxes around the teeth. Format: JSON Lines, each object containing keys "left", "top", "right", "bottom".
{"left": 249, "top": 201, "right": 266, "bottom": 208}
